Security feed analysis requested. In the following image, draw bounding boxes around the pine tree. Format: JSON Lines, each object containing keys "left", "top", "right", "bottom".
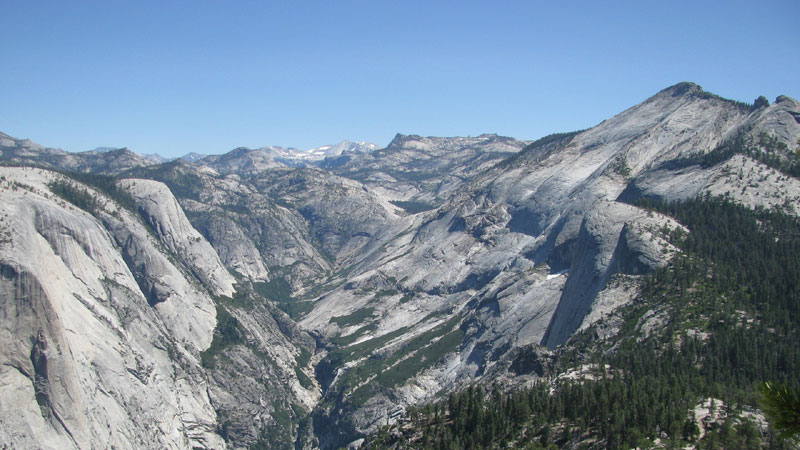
{"left": 759, "top": 382, "right": 800, "bottom": 440}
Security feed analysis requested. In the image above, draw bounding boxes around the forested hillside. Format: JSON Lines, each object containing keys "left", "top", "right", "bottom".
{"left": 362, "top": 196, "right": 800, "bottom": 449}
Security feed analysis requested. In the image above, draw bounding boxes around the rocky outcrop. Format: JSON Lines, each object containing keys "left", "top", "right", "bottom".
{"left": 189, "top": 213, "right": 272, "bottom": 281}
{"left": 0, "top": 168, "right": 225, "bottom": 449}
{"left": 198, "top": 147, "right": 287, "bottom": 175}
{"left": 541, "top": 203, "right": 681, "bottom": 347}
{"left": 118, "top": 179, "right": 236, "bottom": 297}
{"left": 0, "top": 168, "right": 313, "bottom": 449}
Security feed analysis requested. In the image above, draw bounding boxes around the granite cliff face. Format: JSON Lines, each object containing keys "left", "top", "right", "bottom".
{"left": 0, "top": 168, "right": 224, "bottom": 448}
{"left": 0, "top": 169, "right": 313, "bottom": 449}
{"left": 1, "top": 83, "right": 799, "bottom": 449}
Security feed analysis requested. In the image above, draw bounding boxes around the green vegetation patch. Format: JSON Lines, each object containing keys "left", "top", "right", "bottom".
{"left": 390, "top": 200, "right": 436, "bottom": 214}
{"left": 376, "top": 327, "right": 464, "bottom": 388}
{"left": 611, "top": 155, "right": 631, "bottom": 177}
{"left": 330, "top": 307, "right": 375, "bottom": 327}
{"left": 249, "top": 401, "right": 294, "bottom": 450}
{"left": 330, "top": 323, "right": 378, "bottom": 347}
{"left": 123, "top": 161, "right": 204, "bottom": 200}
{"left": 252, "top": 274, "right": 315, "bottom": 320}
{"left": 200, "top": 305, "right": 244, "bottom": 368}
{"left": 49, "top": 180, "right": 99, "bottom": 214}
{"left": 368, "top": 289, "right": 399, "bottom": 304}
{"left": 215, "top": 284, "right": 261, "bottom": 310}
{"left": 277, "top": 300, "right": 315, "bottom": 320}
{"left": 348, "top": 383, "right": 379, "bottom": 407}
{"left": 325, "top": 326, "right": 410, "bottom": 370}
{"left": 295, "top": 366, "right": 314, "bottom": 389}
{"left": 325, "top": 316, "right": 464, "bottom": 407}
{"left": 253, "top": 277, "right": 293, "bottom": 303}
{"left": 398, "top": 293, "right": 415, "bottom": 304}
{"left": 48, "top": 170, "right": 144, "bottom": 218}
{"left": 295, "top": 347, "right": 312, "bottom": 368}
{"left": 660, "top": 132, "right": 800, "bottom": 180}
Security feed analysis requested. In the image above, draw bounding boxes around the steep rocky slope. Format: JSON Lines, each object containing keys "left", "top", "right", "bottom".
{"left": 0, "top": 168, "right": 312, "bottom": 449}
{"left": 1, "top": 82, "right": 799, "bottom": 449}
{"left": 0, "top": 168, "right": 222, "bottom": 448}
{"left": 293, "top": 83, "right": 800, "bottom": 447}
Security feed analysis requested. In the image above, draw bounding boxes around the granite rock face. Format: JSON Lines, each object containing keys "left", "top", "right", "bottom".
{"left": 0, "top": 168, "right": 224, "bottom": 449}
{"left": 118, "top": 178, "right": 236, "bottom": 297}
{"left": 0, "top": 168, "right": 311, "bottom": 449}
{"left": 291, "top": 84, "right": 800, "bottom": 446}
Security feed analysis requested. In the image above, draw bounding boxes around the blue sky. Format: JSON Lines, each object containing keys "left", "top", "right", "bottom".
{"left": 1, "top": 1, "right": 798, "bottom": 158}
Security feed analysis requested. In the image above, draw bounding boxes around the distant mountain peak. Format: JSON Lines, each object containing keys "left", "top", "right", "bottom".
{"left": 179, "top": 152, "right": 207, "bottom": 163}
{"left": 660, "top": 81, "right": 703, "bottom": 97}
{"left": 89, "top": 146, "right": 124, "bottom": 153}
{"left": 385, "top": 133, "right": 522, "bottom": 152}
{"left": 307, "top": 140, "right": 378, "bottom": 158}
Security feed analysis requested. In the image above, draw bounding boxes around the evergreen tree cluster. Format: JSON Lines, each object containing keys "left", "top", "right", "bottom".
{"left": 663, "top": 132, "right": 800, "bottom": 179}
{"left": 48, "top": 171, "right": 142, "bottom": 218}
{"left": 48, "top": 179, "right": 100, "bottom": 214}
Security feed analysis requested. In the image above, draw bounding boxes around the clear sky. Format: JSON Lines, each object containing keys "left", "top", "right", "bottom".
{"left": 1, "top": 1, "right": 798, "bottom": 158}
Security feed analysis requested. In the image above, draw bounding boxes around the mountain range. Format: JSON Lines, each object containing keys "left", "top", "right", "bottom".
{"left": 0, "top": 137, "right": 380, "bottom": 172}
{"left": 1, "top": 82, "right": 799, "bottom": 449}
